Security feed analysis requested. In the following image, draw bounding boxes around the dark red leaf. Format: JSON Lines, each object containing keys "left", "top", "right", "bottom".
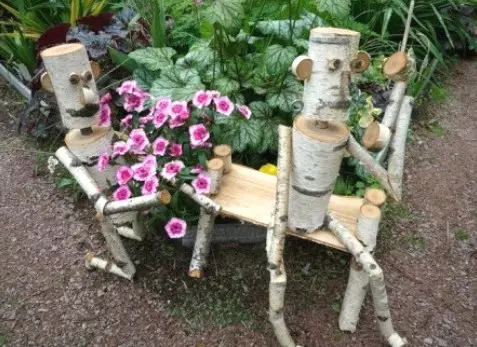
{"left": 77, "top": 12, "right": 114, "bottom": 32}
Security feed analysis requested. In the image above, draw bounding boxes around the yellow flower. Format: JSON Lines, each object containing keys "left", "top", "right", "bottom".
{"left": 259, "top": 163, "right": 278, "bottom": 176}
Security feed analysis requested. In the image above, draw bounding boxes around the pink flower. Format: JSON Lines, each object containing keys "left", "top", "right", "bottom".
{"left": 193, "top": 90, "right": 212, "bottom": 109}
{"left": 112, "top": 141, "right": 130, "bottom": 157}
{"left": 127, "top": 128, "right": 150, "bottom": 152}
{"left": 113, "top": 185, "right": 132, "bottom": 201}
{"left": 141, "top": 175, "right": 159, "bottom": 196}
{"left": 169, "top": 101, "right": 188, "bottom": 118}
{"left": 155, "top": 97, "right": 171, "bottom": 111}
{"left": 152, "top": 110, "right": 169, "bottom": 128}
{"left": 117, "top": 80, "right": 137, "bottom": 95}
{"left": 97, "top": 152, "right": 109, "bottom": 172}
{"left": 237, "top": 105, "right": 252, "bottom": 119}
{"left": 168, "top": 117, "right": 186, "bottom": 129}
{"left": 192, "top": 173, "right": 211, "bottom": 195}
{"left": 100, "top": 92, "right": 112, "bottom": 104}
{"left": 169, "top": 143, "right": 183, "bottom": 157}
{"left": 161, "top": 160, "right": 185, "bottom": 180}
{"left": 98, "top": 103, "right": 111, "bottom": 127}
{"left": 206, "top": 90, "right": 221, "bottom": 99}
{"left": 116, "top": 166, "right": 133, "bottom": 185}
{"left": 214, "top": 96, "right": 234, "bottom": 116}
{"left": 152, "top": 137, "right": 169, "bottom": 156}
{"left": 178, "top": 110, "right": 190, "bottom": 121}
{"left": 191, "top": 164, "right": 204, "bottom": 174}
{"left": 189, "top": 124, "right": 210, "bottom": 147}
{"left": 131, "top": 162, "right": 156, "bottom": 181}
{"left": 165, "top": 217, "right": 187, "bottom": 239}
{"left": 143, "top": 154, "right": 157, "bottom": 168}
{"left": 139, "top": 116, "right": 153, "bottom": 125}
{"left": 124, "top": 90, "right": 149, "bottom": 112}
{"left": 120, "top": 114, "right": 133, "bottom": 128}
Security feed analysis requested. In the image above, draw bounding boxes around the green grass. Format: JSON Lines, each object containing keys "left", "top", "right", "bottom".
{"left": 405, "top": 233, "right": 427, "bottom": 250}
{"left": 455, "top": 229, "right": 469, "bottom": 241}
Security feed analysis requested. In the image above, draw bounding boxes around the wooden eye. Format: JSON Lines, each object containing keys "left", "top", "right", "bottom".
{"left": 81, "top": 71, "right": 93, "bottom": 82}
{"left": 69, "top": 73, "right": 80, "bottom": 85}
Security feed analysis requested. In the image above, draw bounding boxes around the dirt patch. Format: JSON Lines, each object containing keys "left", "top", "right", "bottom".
{"left": 0, "top": 58, "right": 476, "bottom": 347}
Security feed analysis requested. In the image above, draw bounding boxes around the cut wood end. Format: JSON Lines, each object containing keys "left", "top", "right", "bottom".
{"left": 160, "top": 190, "right": 172, "bottom": 205}
{"left": 188, "top": 269, "right": 204, "bottom": 279}
{"left": 85, "top": 252, "right": 96, "bottom": 269}
{"left": 310, "top": 27, "right": 360, "bottom": 37}
{"left": 95, "top": 213, "right": 105, "bottom": 223}
{"left": 65, "top": 126, "right": 112, "bottom": 148}
{"left": 360, "top": 204, "right": 381, "bottom": 220}
{"left": 363, "top": 121, "right": 380, "bottom": 149}
{"left": 383, "top": 51, "right": 408, "bottom": 77}
{"left": 292, "top": 55, "right": 313, "bottom": 80}
{"left": 207, "top": 158, "right": 224, "bottom": 172}
{"left": 294, "top": 115, "right": 349, "bottom": 144}
{"left": 41, "top": 43, "right": 85, "bottom": 58}
{"left": 350, "top": 51, "right": 370, "bottom": 73}
{"left": 364, "top": 188, "right": 387, "bottom": 207}
{"left": 213, "top": 144, "right": 232, "bottom": 157}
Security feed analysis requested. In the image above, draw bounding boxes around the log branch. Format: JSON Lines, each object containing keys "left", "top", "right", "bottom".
{"left": 179, "top": 183, "right": 221, "bottom": 214}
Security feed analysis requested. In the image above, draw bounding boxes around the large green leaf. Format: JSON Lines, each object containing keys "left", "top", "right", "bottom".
{"left": 150, "top": 66, "right": 204, "bottom": 101}
{"left": 133, "top": 68, "right": 161, "bottom": 91}
{"left": 256, "top": 118, "right": 279, "bottom": 153}
{"left": 108, "top": 46, "right": 138, "bottom": 72}
{"left": 249, "top": 101, "right": 273, "bottom": 119}
{"left": 205, "top": 0, "right": 245, "bottom": 33}
{"left": 213, "top": 75, "right": 240, "bottom": 96}
{"left": 216, "top": 117, "right": 262, "bottom": 152}
{"left": 176, "top": 40, "right": 215, "bottom": 70}
{"left": 129, "top": 47, "right": 176, "bottom": 71}
{"left": 264, "top": 44, "right": 297, "bottom": 75}
{"left": 316, "top": 0, "right": 350, "bottom": 19}
{"left": 266, "top": 76, "right": 303, "bottom": 113}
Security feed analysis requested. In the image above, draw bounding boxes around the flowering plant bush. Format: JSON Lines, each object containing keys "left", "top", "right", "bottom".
{"left": 97, "top": 80, "right": 252, "bottom": 239}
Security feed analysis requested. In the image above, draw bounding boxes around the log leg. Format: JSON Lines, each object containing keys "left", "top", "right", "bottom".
{"left": 339, "top": 204, "right": 381, "bottom": 332}
{"left": 326, "top": 214, "right": 405, "bottom": 346}
{"left": 188, "top": 208, "right": 217, "bottom": 278}
{"left": 112, "top": 212, "right": 144, "bottom": 241}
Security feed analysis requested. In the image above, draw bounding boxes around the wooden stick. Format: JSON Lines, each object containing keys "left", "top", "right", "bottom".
{"left": 179, "top": 183, "right": 221, "bottom": 214}
{"left": 103, "top": 193, "right": 166, "bottom": 215}
{"left": 268, "top": 125, "right": 292, "bottom": 269}
{"left": 207, "top": 158, "right": 224, "bottom": 195}
{"left": 213, "top": 145, "right": 232, "bottom": 174}
{"left": 401, "top": 0, "right": 415, "bottom": 52}
{"left": 85, "top": 253, "right": 135, "bottom": 281}
{"left": 387, "top": 96, "right": 413, "bottom": 201}
{"left": 300, "top": 27, "right": 360, "bottom": 122}
{"left": 326, "top": 214, "right": 406, "bottom": 347}
{"left": 110, "top": 211, "right": 144, "bottom": 241}
{"left": 339, "top": 204, "right": 381, "bottom": 332}
{"left": 288, "top": 116, "right": 349, "bottom": 232}
{"left": 346, "top": 135, "right": 399, "bottom": 201}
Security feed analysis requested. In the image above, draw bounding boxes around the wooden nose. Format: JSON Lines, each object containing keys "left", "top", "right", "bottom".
{"left": 79, "top": 87, "right": 97, "bottom": 105}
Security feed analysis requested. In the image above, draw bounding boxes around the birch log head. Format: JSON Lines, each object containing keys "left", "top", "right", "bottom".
{"left": 288, "top": 116, "right": 349, "bottom": 232}
{"left": 40, "top": 43, "right": 100, "bottom": 129}
{"left": 302, "top": 27, "right": 360, "bottom": 122}
{"left": 363, "top": 121, "right": 391, "bottom": 151}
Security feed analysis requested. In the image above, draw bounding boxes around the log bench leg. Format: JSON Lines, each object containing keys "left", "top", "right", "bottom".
{"left": 188, "top": 208, "right": 217, "bottom": 278}
{"left": 339, "top": 203, "right": 381, "bottom": 332}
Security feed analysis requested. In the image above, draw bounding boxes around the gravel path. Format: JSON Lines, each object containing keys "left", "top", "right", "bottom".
{"left": 0, "top": 60, "right": 476, "bottom": 347}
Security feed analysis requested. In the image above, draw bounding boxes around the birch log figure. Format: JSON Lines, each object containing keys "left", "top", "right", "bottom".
{"left": 40, "top": 43, "right": 99, "bottom": 129}
{"left": 188, "top": 160, "right": 224, "bottom": 278}
{"left": 387, "top": 96, "right": 413, "bottom": 201}
{"left": 302, "top": 28, "right": 360, "bottom": 122}
{"left": 339, "top": 204, "right": 381, "bottom": 332}
{"left": 288, "top": 116, "right": 349, "bottom": 232}
{"left": 268, "top": 125, "right": 295, "bottom": 347}
{"left": 213, "top": 144, "right": 232, "bottom": 174}
{"left": 326, "top": 214, "right": 406, "bottom": 347}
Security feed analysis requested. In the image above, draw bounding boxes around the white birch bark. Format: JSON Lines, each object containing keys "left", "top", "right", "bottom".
{"left": 267, "top": 126, "right": 295, "bottom": 347}
{"left": 40, "top": 43, "right": 99, "bottom": 129}
{"left": 288, "top": 117, "right": 349, "bottom": 232}
{"left": 387, "top": 96, "right": 413, "bottom": 201}
{"left": 326, "top": 213, "right": 406, "bottom": 347}
{"left": 180, "top": 183, "right": 221, "bottom": 214}
{"left": 346, "top": 135, "right": 399, "bottom": 201}
{"left": 302, "top": 28, "right": 360, "bottom": 122}
{"left": 207, "top": 158, "right": 224, "bottom": 195}
{"left": 339, "top": 204, "right": 381, "bottom": 332}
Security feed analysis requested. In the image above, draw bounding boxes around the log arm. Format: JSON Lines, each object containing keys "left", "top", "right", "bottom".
{"left": 346, "top": 136, "right": 399, "bottom": 201}
{"left": 55, "top": 146, "right": 170, "bottom": 214}
{"left": 326, "top": 213, "right": 406, "bottom": 347}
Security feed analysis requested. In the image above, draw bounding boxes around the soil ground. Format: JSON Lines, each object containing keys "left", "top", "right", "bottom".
{"left": 0, "top": 60, "right": 476, "bottom": 347}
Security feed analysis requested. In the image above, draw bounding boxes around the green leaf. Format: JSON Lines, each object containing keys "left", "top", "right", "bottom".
{"left": 205, "top": 0, "right": 245, "bottom": 33}
{"left": 316, "top": 0, "right": 350, "bottom": 19}
{"left": 151, "top": 66, "right": 204, "bottom": 101}
{"left": 256, "top": 118, "right": 279, "bottom": 153}
{"left": 129, "top": 47, "right": 177, "bottom": 71}
{"left": 108, "top": 46, "right": 138, "bottom": 72}
{"left": 213, "top": 75, "right": 240, "bottom": 96}
{"left": 266, "top": 76, "right": 303, "bottom": 113}
{"left": 254, "top": 12, "right": 324, "bottom": 41}
{"left": 133, "top": 68, "right": 161, "bottom": 91}
{"left": 217, "top": 117, "right": 262, "bottom": 152}
{"left": 56, "top": 177, "right": 75, "bottom": 188}
{"left": 249, "top": 101, "right": 273, "bottom": 119}
{"left": 264, "top": 44, "right": 297, "bottom": 75}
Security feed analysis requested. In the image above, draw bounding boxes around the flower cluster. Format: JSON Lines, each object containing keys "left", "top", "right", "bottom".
{"left": 97, "top": 82, "right": 251, "bottom": 239}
